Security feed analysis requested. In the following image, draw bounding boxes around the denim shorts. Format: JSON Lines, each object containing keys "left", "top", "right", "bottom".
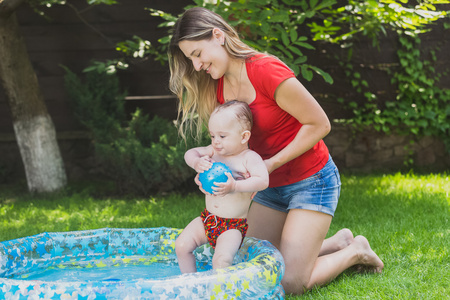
{"left": 252, "top": 155, "right": 341, "bottom": 216}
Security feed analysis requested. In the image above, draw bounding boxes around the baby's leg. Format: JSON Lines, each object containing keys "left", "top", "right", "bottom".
{"left": 175, "top": 217, "right": 208, "bottom": 273}
{"left": 213, "top": 229, "right": 242, "bottom": 269}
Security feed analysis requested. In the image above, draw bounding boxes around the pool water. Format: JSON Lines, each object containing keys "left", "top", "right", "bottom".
{"left": 20, "top": 263, "right": 182, "bottom": 282}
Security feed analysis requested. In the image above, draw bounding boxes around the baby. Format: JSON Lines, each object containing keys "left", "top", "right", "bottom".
{"left": 175, "top": 100, "right": 269, "bottom": 273}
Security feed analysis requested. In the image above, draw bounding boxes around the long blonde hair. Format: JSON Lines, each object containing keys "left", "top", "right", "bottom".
{"left": 168, "top": 7, "right": 257, "bottom": 140}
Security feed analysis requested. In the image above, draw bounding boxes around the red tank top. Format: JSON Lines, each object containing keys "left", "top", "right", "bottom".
{"left": 217, "top": 55, "right": 329, "bottom": 187}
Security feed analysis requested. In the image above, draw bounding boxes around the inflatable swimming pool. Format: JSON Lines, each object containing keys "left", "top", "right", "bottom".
{"left": 0, "top": 227, "right": 285, "bottom": 299}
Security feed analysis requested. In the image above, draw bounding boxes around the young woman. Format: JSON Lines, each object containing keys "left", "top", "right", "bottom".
{"left": 168, "top": 7, "right": 384, "bottom": 295}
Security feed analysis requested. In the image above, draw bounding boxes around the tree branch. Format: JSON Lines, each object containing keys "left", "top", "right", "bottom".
{"left": 66, "top": 2, "right": 114, "bottom": 46}
{"left": 0, "top": 0, "right": 25, "bottom": 18}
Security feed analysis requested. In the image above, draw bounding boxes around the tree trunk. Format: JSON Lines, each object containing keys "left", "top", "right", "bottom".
{"left": 0, "top": 11, "right": 67, "bottom": 192}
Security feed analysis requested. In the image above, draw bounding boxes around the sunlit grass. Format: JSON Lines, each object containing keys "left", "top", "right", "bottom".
{"left": 298, "top": 172, "right": 449, "bottom": 300}
{"left": 0, "top": 173, "right": 448, "bottom": 299}
{"left": 0, "top": 183, "right": 204, "bottom": 241}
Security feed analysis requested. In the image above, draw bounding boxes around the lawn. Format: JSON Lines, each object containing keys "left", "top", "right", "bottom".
{"left": 0, "top": 173, "right": 448, "bottom": 299}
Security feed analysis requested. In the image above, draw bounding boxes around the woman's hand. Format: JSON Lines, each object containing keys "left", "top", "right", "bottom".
{"left": 236, "top": 171, "right": 250, "bottom": 180}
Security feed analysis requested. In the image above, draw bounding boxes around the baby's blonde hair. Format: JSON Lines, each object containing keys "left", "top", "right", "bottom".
{"left": 211, "top": 100, "right": 253, "bottom": 132}
{"left": 168, "top": 7, "right": 258, "bottom": 140}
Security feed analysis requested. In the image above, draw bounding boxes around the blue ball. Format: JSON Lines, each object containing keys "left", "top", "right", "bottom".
{"left": 199, "top": 162, "right": 233, "bottom": 194}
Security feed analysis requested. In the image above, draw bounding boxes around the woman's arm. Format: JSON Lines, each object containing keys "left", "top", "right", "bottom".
{"left": 213, "top": 151, "right": 269, "bottom": 196}
{"left": 265, "top": 77, "right": 331, "bottom": 174}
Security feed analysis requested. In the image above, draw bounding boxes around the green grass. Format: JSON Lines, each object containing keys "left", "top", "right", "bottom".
{"left": 1, "top": 173, "right": 448, "bottom": 299}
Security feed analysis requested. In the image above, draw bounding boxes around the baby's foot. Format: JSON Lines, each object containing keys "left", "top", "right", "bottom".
{"left": 353, "top": 235, "right": 384, "bottom": 273}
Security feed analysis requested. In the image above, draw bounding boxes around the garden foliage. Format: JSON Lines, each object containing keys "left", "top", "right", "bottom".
{"left": 140, "top": 0, "right": 450, "bottom": 151}
{"left": 60, "top": 0, "right": 449, "bottom": 162}
{"left": 63, "top": 67, "right": 201, "bottom": 195}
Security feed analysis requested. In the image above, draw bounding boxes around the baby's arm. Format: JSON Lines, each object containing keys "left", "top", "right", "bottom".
{"left": 184, "top": 145, "right": 215, "bottom": 173}
{"left": 234, "top": 151, "right": 269, "bottom": 192}
{"left": 213, "top": 151, "right": 269, "bottom": 196}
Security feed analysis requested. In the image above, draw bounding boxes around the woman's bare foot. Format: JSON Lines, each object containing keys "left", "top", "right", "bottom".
{"left": 336, "top": 228, "right": 354, "bottom": 249}
{"left": 319, "top": 228, "right": 354, "bottom": 256}
{"left": 352, "top": 235, "right": 384, "bottom": 273}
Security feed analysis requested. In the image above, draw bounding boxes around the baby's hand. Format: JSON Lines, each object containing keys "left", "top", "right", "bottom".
{"left": 194, "top": 173, "right": 212, "bottom": 195}
{"left": 194, "top": 156, "right": 213, "bottom": 173}
{"left": 211, "top": 172, "right": 235, "bottom": 197}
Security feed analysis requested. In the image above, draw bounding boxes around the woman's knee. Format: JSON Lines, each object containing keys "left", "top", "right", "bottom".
{"left": 281, "top": 273, "right": 310, "bottom": 295}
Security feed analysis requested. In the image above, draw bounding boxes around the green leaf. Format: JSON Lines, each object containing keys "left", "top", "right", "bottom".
{"left": 310, "top": 0, "right": 319, "bottom": 9}
{"left": 301, "top": 65, "right": 314, "bottom": 81}
{"left": 294, "top": 56, "right": 308, "bottom": 64}
{"left": 417, "top": 119, "right": 428, "bottom": 128}
{"left": 309, "top": 65, "right": 334, "bottom": 84}
{"left": 87, "top": 0, "right": 118, "bottom": 5}
{"left": 305, "top": 10, "right": 316, "bottom": 18}
{"left": 424, "top": 110, "right": 436, "bottom": 119}
{"left": 261, "top": 22, "right": 271, "bottom": 34}
{"left": 288, "top": 46, "right": 304, "bottom": 56}
{"left": 315, "top": 0, "right": 337, "bottom": 10}
{"left": 290, "top": 29, "right": 298, "bottom": 42}
{"left": 276, "top": 44, "right": 294, "bottom": 59}
{"left": 294, "top": 41, "right": 315, "bottom": 50}
{"left": 291, "top": 64, "right": 300, "bottom": 75}
{"left": 270, "top": 11, "right": 290, "bottom": 23}
{"left": 158, "top": 36, "right": 170, "bottom": 44}
{"left": 281, "top": 31, "right": 290, "bottom": 47}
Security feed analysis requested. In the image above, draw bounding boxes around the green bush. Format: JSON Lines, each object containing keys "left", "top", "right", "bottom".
{"left": 63, "top": 65, "right": 126, "bottom": 140}
{"left": 94, "top": 110, "right": 195, "bottom": 195}
{"left": 63, "top": 67, "right": 201, "bottom": 195}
